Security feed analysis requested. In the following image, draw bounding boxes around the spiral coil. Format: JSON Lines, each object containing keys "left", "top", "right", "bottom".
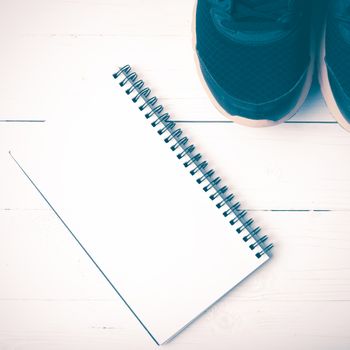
{"left": 113, "top": 65, "right": 273, "bottom": 259}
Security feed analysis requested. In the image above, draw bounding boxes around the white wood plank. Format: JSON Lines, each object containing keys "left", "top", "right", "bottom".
{"left": 1, "top": 299, "right": 350, "bottom": 350}
{"left": 0, "top": 0, "right": 192, "bottom": 37}
{"left": 2, "top": 210, "right": 350, "bottom": 302}
{"left": 2, "top": 121, "right": 350, "bottom": 210}
{"left": 1, "top": 210, "right": 350, "bottom": 349}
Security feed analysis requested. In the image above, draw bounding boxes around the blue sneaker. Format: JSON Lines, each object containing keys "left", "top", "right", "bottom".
{"left": 319, "top": 0, "right": 350, "bottom": 132}
{"left": 193, "top": 0, "right": 314, "bottom": 127}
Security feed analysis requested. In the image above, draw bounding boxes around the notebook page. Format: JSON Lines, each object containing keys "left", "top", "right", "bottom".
{"left": 12, "top": 76, "right": 269, "bottom": 344}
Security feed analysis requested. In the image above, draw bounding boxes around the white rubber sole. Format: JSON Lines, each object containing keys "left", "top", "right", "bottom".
{"left": 318, "top": 23, "right": 350, "bottom": 133}
{"left": 192, "top": 0, "right": 315, "bottom": 128}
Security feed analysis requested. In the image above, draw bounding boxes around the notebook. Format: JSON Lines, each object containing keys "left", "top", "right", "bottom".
{"left": 11, "top": 65, "right": 273, "bottom": 345}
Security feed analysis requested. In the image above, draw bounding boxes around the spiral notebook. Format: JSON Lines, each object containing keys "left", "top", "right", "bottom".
{"left": 11, "top": 65, "right": 273, "bottom": 345}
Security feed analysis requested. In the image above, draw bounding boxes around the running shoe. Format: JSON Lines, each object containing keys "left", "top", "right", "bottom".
{"left": 193, "top": 0, "right": 314, "bottom": 127}
{"left": 319, "top": 0, "right": 350, "bottom": 132}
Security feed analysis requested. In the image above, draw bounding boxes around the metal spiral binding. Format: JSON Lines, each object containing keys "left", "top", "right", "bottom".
{"left": 113, "top": 65, "right": 273, "bottom": 259}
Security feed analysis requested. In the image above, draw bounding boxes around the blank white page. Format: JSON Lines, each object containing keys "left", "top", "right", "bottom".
{"left": 12, "top": 73, "right": 270, "bottom": 345}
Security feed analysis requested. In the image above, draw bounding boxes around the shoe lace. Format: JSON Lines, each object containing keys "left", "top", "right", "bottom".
{"left": 224, "top": 0, "right": 299, "bottom": 30}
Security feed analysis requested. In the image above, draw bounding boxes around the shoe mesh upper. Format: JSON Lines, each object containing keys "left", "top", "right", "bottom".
{"left": 326, "top": 15, "right": 350, "bottom": 97}
{"left": 196, "top": 0, "right": 311, "bottom": 104}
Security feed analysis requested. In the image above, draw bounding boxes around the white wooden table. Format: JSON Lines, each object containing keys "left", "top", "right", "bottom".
{"left": 1, "top": 1, "right": 350, "bottom": 349}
